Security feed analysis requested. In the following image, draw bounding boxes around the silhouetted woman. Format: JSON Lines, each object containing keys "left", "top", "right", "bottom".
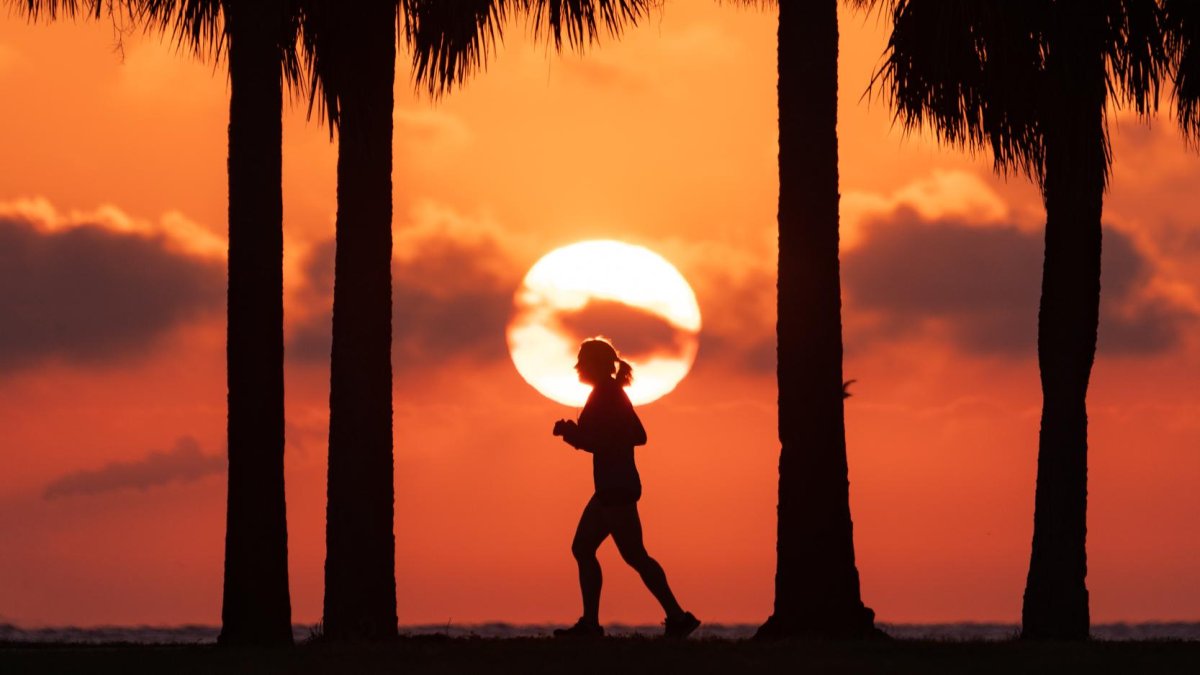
{"left": 552, "top": 337, "right": 700, "bottom": 639}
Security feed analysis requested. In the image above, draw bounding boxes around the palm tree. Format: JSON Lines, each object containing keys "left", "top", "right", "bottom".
{"left": 724, "top": 0, "right": 878, "bottom": 639}
{"left": 304, "top": 0, "right": 653, "bottom": 640}
{"left": 6, "top": 0, "right": 305, "bottom": 646}
{"left": 872, "top": 0, "right": 1167, "bottom": 640}
{"left": 137, "top": 0, "right": 304, "bottom": 646}
{"left": 298, "top": 0, "right": 400, "bottom": 641}
{"left": 202, "top": 0, "right": 301, "bottom": 646}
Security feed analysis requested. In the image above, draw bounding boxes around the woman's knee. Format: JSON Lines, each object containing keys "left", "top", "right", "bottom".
{"left": 617, "top": 543, "right": 652, "bottom": 568}
{"left": 572, "top": 538, "right": 599, "bottom": 562}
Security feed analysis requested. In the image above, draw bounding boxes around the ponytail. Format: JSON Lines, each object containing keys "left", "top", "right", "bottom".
{"left": 615, "top": 359, "right": 633, "bottom": 388}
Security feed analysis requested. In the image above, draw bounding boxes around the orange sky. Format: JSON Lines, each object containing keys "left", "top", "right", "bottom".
{"left": 1, "top": 3, "right": 1198, "bottom": 628}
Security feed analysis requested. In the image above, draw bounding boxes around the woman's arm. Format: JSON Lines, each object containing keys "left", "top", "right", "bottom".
{"left": 558, "top": 421, "right": 596, "bottom": 453}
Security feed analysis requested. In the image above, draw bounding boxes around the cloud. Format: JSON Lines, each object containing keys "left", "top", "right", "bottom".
{"left": 43, "top": 437, "right": 225, "bottom": 500}
{"left": 395, "top": 108, "right": 473, "bottom": 149}
{"left": 2, "top": 197, "right": 227, "bottom": 259}
{"left": 560, "top": 56, "right": 647, "bottom": 93}
{"left": 283, "top": 185, "right": 1185, "bottom": 381}
{"left": 289, "top": 220, "right": 519, "bottom": 367}
{"left": 288, "top": 208, "right": 709, "bottom": 372}
{"left": 688, "top": 263, "right": 776, "bottom": 374}
{"left": 555, "top": 298, "right": 690, "bottom": 360}
{"left": 0, "top": 210, "right": 224, "bottom": 374}
{"left": 843, "top": 208, "right": 1196, "bottom": 357}
{"left": 842, "top": 170, "right": 1019, "bottom": 247}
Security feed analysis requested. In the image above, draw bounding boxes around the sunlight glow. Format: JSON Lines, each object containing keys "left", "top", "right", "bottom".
{"left": 507, "top": 240, "right": 702, "bottom": 407}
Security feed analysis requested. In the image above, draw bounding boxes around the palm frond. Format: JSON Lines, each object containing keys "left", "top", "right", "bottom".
{"left": 1101, "top": 0, "right": 1167, "bottom": 119}
{"left": 406, "top": 0, "right": 510, "bottom": 97}
{"left": 297, "top": 0, "right": 366, "bottom": 129}
{"left": 874, "top": 0, "right": 1172, "bottom": 189}
{"left": 872, "top": 0, "right": 1047, "bottom": 184}
{"left": 715, "top": 0, "right": 775, "bottom": 9}
{"left": 406, "top": 0, "right": 655, "bottom": 98}
{"left": 296, "top": 0, "right": 333, "bottom": 127}
{"left": 847, "top": 0, "right": 888, "bottom": 13}
{"left": 1163, "top": 0, "right": 1200, "bottom": 142}
{"left": 136, "top": 0, "right": 223, "bottom": 62}
{"left": 136, "top": 1, "right": 306, "bottom": 99}
{"left": 525, "top": 0, "right": 653, "bottom": 50}
{"left": 5, "top": 0, "right": 105, "bottom": 20}
{"left": 278, "top": 1, "right": 306, "bottom": 96}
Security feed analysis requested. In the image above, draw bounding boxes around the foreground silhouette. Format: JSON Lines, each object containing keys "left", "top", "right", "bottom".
{"left": 552, "top": 338, "right": 699, "bottom": 639}
{"left": 12, "top": 0, "right": 305, "bottom": 645}
{"left": 727, "top": 0, "right": 878, "bottom": 639}
{"left": 872, "top": 0, "right": 1175, "bottom": 640}
{"left": 213, "top": 0, "right": 297, "bottom": 646}
{"left": 304, "top": 0, "right": 401, "bottom": 641}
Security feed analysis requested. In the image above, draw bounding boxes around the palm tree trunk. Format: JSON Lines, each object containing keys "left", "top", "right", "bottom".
{"left": 321, "top": 0, "right": 398, "bottom": 641}
{"left": 1021, "top": 5, "right": 1105, "bottom": 641}
{"left": 756, "top": 0, "right": 875, "bottom": 639}
{"left": 219, "top": 0, "right": 293, "bottom": 647}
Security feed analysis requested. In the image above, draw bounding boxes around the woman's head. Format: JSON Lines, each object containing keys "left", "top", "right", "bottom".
{"left": 575, "top": 337, "right": 633, "bottom": 387}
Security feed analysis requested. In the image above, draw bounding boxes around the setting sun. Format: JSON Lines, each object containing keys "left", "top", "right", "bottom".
{"left": 507, "top": 240, "right": 702, "bottom": 407}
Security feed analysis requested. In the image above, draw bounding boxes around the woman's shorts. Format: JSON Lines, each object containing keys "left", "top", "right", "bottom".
{"left": 594, "top": 488, "right": 641, "bottom": 507}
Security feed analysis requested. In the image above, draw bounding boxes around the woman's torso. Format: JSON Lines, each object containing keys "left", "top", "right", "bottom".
{"left": 578, "top": 379, "right": 644, "bottom": 504}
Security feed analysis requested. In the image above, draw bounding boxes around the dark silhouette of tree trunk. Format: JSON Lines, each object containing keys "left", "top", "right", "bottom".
{"left": 219, "top": 0, "right": 293, "bottom": 647}
{"left": 321, "top": 0, "right": 398, "bottom": 641}
{"left": 1021, "top": 2, "right": 1106, "bottom": 640}
{"left": 756, "top": 0, "right": 875, "bottom": 639}
{"left": 873, "top": 0, "right": 1166, "bottom": 641}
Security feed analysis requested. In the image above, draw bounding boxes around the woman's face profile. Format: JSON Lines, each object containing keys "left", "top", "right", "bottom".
{"left": 574, "top": 359, "right": 596, "bottom": 385}
{"left": 574, "top": 353, "right": 611, "bottom": 385}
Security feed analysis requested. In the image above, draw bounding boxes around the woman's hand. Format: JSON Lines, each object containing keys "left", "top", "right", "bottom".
{"left": 553, "top": 419, "right": 585, "bottom": 450}
{"left": 552, "top": 419, "right": 578, "bottom": 437}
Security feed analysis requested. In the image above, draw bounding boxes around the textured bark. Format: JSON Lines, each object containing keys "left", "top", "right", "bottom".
{"left": 756, "top": 0, "right": 875, "bottom": 639}
{"left": 1021, "top": 1, "right": 1105, "bottom": 642}
{"left": 321, "top": 0, "right": 399, "bottom": 641}
{"left": 219, "top": 0, "right": 293, "bottom": 647}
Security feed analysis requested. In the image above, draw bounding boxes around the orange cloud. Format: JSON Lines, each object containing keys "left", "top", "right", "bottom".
{"left": 555, "top": 297, "right": 688, "bottom": 360}
{"left": 289, "top": 216, "right": 519, "bottom": 367}
{"left": 43, "top": 436, "right": 223, "bottom": 500}
{"left": 843, "top": 208, "right": 1196, "bottom": 357}
{"left": 0, "top": 204, "right": 223, "bottom": 374}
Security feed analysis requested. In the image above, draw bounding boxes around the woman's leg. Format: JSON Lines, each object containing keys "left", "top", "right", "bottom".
{"left": 571, "top": 495, "right": 610, "bottom": 623}
{"left": 606, "top": 502, "right": 684, "bottom": 619}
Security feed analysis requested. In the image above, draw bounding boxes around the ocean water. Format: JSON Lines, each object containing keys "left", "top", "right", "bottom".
{"left": 2, "top": 622, "right": 1198, "bottom": 644}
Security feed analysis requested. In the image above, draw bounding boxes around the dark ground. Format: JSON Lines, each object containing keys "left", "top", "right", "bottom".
{"left": 2, "top": 637, "right": 1199, "bottom": 675}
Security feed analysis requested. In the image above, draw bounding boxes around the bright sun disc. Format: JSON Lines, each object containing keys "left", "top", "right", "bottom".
{"left": 507, "top": 240, "right": 701, "bottom": 407}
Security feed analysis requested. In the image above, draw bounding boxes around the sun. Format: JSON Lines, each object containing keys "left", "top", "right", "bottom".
{"left": 507, "top": 240, "right": 702, "bottom": 407}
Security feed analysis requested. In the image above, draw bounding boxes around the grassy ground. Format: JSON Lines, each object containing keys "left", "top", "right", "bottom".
{"left": 2, "top": 636, "right": 1198, "bottom": 674}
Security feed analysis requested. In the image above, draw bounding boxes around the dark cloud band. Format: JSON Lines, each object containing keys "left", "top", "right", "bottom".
{"left": 290, "top": 204, "right": 1190, "bottom": 377}
{"left": 0, "top": 214, "right": 224, "bottom": 374}
{"left": 555, "top": 298, "right": 691, "bottom": 360}
{"left": 842, "top": 208, "right": 1194, "bottom": 357}
{"left": 289, "top": 233, "right": 517, "bottom": 367}
{"left": 43, "top": 436, "right": 224, "bottom": 500}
